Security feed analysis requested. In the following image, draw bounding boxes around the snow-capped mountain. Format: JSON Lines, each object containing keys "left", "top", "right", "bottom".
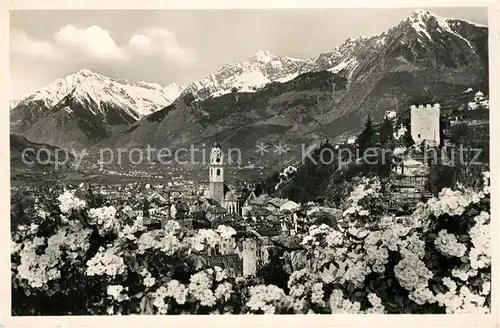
{"left": 11, "top": 9, "right": 488, "bottom": 152}
{"left": 102, "top": 9, "right": 487, "bottom": 161}
{"left": 182, "top": 50, "right": 307, "bottom": 99}
{"left": 11, "top": 68, "right": 184, "bottom": 119}
{"left": 10, "top": 68, "right": 185, "bottom": 148}
{"left": 181, "top": 9, "right": 487, "bottom": 102}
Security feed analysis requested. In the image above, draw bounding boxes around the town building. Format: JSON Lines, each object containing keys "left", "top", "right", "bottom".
{"left": 208, "top": 140, "right": 241, "bottom": 214}
{"left": 410, "top": 103, "right": 440, "bottom": 146}
{"left": 346, "top": 136, "right": 357, "bottom": 145}
{"left": 468, "top": 91, "right": 489, "bottom": 110}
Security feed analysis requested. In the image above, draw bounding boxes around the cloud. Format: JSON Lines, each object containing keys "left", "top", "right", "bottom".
{"left": 126, "top": 28, "right": 196, "bottom": 63}
{"left": 12, "top": 26, "right": 195, "bottom": 64}
{"left": 11, "top": 31, "right": 61, "bottom": 59}
{"left": 54, "top": 25, "right": 125, "bottom": 60}
{"left": 11, "top": 25, "right": 196, "bottom": 63}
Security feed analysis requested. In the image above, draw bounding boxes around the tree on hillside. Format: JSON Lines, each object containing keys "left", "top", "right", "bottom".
{"left": 356, "top": 114, "right": 376, "bottom": 155}
{"left": 378, "top": 117, "right": 395, "bottom": 148}
{"left": 449, "top": 123, "right": 473, "bottom": 147}
{"left": 86, "top": 184, "right": 105, "bottom": 208}
{"left": 142, "top": 199, "right": 150, "bottom": 217}
{"left": 401, "top": 125, "right": 415, "bottom": 148}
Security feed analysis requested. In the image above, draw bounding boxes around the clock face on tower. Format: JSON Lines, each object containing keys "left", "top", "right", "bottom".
{"left": 211, "top": 148, "right": 222, "bottom": 165}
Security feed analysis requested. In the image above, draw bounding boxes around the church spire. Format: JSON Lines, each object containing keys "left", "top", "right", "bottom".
{"left": 209, "top": 136, "right": 224, "bottom": 204}
{"left": 213, "top": 133, "right": 221, "bottom": 148}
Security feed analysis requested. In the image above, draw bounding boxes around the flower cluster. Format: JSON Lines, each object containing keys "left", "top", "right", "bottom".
{"left": 188, "top": 269, "right": 217, "bottom": 307}
{"left": 151, "top": 267, "right": 233, "bottom": 313}
{"left": 329, "top": 289, "right": 361, "bottom": 313}
{"left": 16, "top": 237, "right": 61, "bottom": 288}
{"left": 468, "top": 212, "right": 490, "bottom": 269}
{"left": 342, "top": 258, "right": 370, "bottom": 286}
{"left": 88, "top": 206, "right": 120, "bottom": 236}
{"left": 435, "top": 282, "right": 488, "bottom": 314}
{"left": 394, "top": 252, "right": 433, "bottom": 299}
{"left": 152, "top": 279, "right": 189, "bottom": 314}
{"left": 57, "top": 190, "right": 87, "bottom": 214}
{"left": 301, "top": 224, "right": 331, "bottom": 247}
{"left": 366, "top": 293, "right": 386, "bottom": 313}
{"left": 189, "top": 229, "right": 221, "bottom": 252}
{"left": 107, "top": 285, "right": 129, "bottom": 302}
{"left": 86, "top": 246, "right": 127, "bottom": 277}
{"left": 14, "top": 226, "right": 92, "bottom": 289}
{"left": 246, "top": 284, "right": 290, "bottom": 314}
{"left": 399, "top": 232, "right": 426, "bottom": 259}
{"left": 451, "top": 266, "right": 478, "bottom": 282}
{"left": 364, "top": 243, "right": 389, "bottom": 273}
{"left": 287, "top": 269, "right": 325, "bottom": 311}
{"left": 426, "top": 188, "right": 481, "bottom": 217}
{"left": 136, "top": 230, "right": 182, "bottom": 256}
{"left": 215, "top": 225, "right": 237, "bottom": 239}
{"left": 325, "top": 229, "right": 344, "bottom": 247}
{"left": 434, "top": 230, "right": 467, "bottom": 258}
{"left": 118, "top": 216, "right": 147, "bottom": 241}
{"left": 139, "top": 268, "right": 157, "bottom": 288}
{"left": 342, "top": 177, "right": 381, "bottom": 218}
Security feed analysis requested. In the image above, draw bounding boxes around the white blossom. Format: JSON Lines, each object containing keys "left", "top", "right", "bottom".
{"left": 246, "top": 285, "right": 289, "bottom": 314}
{"left": 86, "top": 247, "right": 126, "bottom": 277}
{"left": 57, "top": 190, "right": 87, "bottom": 214}
{"left": 434, "top": 230, "right": 467, "bottom": 258}
{"left": 107, "top": 285, "right": 129, "bottom": 302}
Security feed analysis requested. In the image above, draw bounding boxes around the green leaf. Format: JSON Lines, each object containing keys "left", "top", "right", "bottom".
{"left": 431, "top": 283, "right": 445, "bottom": 295}
{"left": 395, "top": 295, "right": 405, "bottom": 307}
{"left": 347, "top": 283, "right": 355, "bottom": 294}
{"left": 368, "top": 280, "right": 375, "bottom": 293}
{"left": 459, "top": 263, "right": 471, "bottom": 272}
{"left": 385, "top": 301, "right": 399, "bottom": 312}
{"left": 457, "top": 234, "right": 470, "bottom": 243}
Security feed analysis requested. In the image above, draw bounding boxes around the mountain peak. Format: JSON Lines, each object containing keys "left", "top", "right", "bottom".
{"left": 407, "top": 9, "right": 449, "bottom": 25}
{"left": 250, "top": 50, "right": 276, "bottom": 63}
{"left": 75, "top": 68, "right": 99, "bottom": 78}
{"left": 410, "top": 9, "right": 433, "bottom": 19}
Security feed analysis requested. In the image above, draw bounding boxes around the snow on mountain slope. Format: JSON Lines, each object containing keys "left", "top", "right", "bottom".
{"left": 181, "top": 33, "right": 382, "bottom": 100}
{"left": 10, "top": 9, "right": 487, "bottom": 152}
{"left": 105, "top": 9, "right": 487, "bottom": 159}
{"left": 11, "top": 68, "right": 184, "bottom": 117}
{"left": 407, "top": 9, "right": 474, "bottom": 48}
{"left": 182, "top": 50, "right": 308, "bottom": 99}
{"left": 10, "top": 69, "right": 185, "bottom": 148}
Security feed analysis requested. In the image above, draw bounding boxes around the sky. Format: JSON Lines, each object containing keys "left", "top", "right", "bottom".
{"left": 10, "top": 7, "right": 488, "bottom": 99}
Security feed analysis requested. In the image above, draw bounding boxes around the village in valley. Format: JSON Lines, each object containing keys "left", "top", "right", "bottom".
{"left": 9, "top": 8, "right": 492, "bottom": 315}
{"left": 11, "top": 89, "right": 490, "bottom": 279}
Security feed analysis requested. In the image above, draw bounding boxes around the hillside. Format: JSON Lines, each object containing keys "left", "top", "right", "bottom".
{"left": 10, "top": 69, "right": 184, "bottom": 149}
{"left": 96, "top": 10, "right": 488, "bottom": 169}
{"left": 10, "top": 133, "right": 80, "bottom": 183}
{"left": 10, "top": 10, "right": 488, "bottom": 164}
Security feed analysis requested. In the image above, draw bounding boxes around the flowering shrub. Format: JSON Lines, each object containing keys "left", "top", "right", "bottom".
{"left": 341, "top": 177, "right": 386, "bottom": 222}
{"left": 11, "top": 184, "right": 491, "bottom": 315}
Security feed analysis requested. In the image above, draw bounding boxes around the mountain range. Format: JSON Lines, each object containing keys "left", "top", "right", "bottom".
{"left": 10, "top": 9, "right": 489, "bottom": 166}
{"left": 10, "top": 69, "right": 184, "bottom": 148}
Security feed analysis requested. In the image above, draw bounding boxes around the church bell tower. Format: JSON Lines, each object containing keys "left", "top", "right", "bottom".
{"left": 209, "top": 140, "right": 224, "bottom": 204}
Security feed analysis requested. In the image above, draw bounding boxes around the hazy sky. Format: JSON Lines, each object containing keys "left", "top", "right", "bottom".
{"left": 10, "top": 7, "right": 488, "bottom": 99}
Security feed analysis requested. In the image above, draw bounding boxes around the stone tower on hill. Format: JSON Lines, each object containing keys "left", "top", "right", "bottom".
{"left": 410, "top": 103, "right": 440, "bottom": 147}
